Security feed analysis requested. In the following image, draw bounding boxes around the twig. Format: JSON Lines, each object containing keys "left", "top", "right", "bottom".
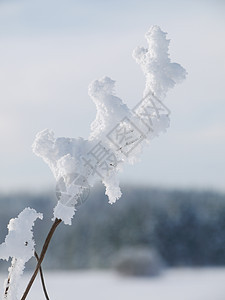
{"left": 21, "top": 218, "right": 62, "bottom": 300}
{"left": 35, "top": 251, "right": 50, "bottom": 300}
{"left": 4, "top": 258, "right": 17, "bottom": 298}
{"left": 4, "top": 271, "right": 11, "bottom": 297}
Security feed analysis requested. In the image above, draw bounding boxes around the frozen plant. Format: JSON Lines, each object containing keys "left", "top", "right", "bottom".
{"left": 0, "top": 208, "right": 42, "bottom": 300}
{"left": 32, "top": 25, "right": 186, "bottom": 225}
{"left": 1, "top": 25, "right": 186, "bottom": 300}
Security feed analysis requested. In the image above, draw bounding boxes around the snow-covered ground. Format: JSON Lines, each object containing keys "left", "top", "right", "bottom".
{"left": 1, "top": 268, "right": 225, "bottom": 300}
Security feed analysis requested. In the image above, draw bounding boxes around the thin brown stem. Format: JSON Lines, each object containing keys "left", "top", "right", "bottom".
{"left": 35, "top": 251, "right": 50, "bottom": 300}
{"left": 21, "top": 218, "right": 62, "bottom": 300}
{"left": 4, "top": 272, "right": 11, "bottom": 297}
{"left": 4, "top": 257, "right": 17, "bottom": 298}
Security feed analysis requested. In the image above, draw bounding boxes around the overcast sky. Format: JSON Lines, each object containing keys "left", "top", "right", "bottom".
{"left": 0, "top": 0, "right": 224, "bottom": 193}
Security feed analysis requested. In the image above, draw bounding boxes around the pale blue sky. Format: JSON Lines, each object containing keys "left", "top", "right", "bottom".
{"left": 0, "top": 0, "right": 224, "bottom": 192}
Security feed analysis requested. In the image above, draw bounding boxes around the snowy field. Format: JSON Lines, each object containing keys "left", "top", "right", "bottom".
{"left": 1, "top": 268, "right": 225, "bottom": 300}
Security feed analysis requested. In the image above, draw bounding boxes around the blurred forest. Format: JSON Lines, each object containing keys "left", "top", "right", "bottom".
{"left": 0, "top": 185, "right": 225, "bottom": 270}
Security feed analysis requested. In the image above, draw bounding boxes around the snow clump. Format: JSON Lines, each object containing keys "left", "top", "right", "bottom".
{"left": 32, "top": 25, "right": 186, "bottom": 225}
{"left": 0, "top": 208, "right": 43, "bottom": 300}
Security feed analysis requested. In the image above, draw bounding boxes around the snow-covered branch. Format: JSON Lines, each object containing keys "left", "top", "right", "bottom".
{"left": 0, "top": 208, "right": 42, "bottom": 300}
{"left": 32, "top": 25, "right": 186, "bottom": 225}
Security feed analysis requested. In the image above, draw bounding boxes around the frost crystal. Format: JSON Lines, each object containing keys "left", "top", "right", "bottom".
{"left": 32, "top": 26, "right": 186, "bottom": 225}
{"left": 0, "top": 208, "right": 43, "bottom": 300}
{"left": 133, "top": 25, "right": 187, "bottom": 99}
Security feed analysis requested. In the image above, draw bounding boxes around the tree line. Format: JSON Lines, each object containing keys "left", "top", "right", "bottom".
{"left": 0, "top": 185, "right": 225, "bottom": 270}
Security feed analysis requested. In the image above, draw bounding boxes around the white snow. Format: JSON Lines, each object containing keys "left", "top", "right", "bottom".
{"left": 32, "top": 25, "right": 186, "bottom": 224}
{"left": 1, "top": 268, "right": 224, "bottom": 300}
{"left": 133, "top": 25, "right": 187, "bottom": 99}
{"left": 53, "top": 202, "right": 75, "bottom": 226}
{"left": 0, "top": 208, "right": 43, "bottom": 300}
